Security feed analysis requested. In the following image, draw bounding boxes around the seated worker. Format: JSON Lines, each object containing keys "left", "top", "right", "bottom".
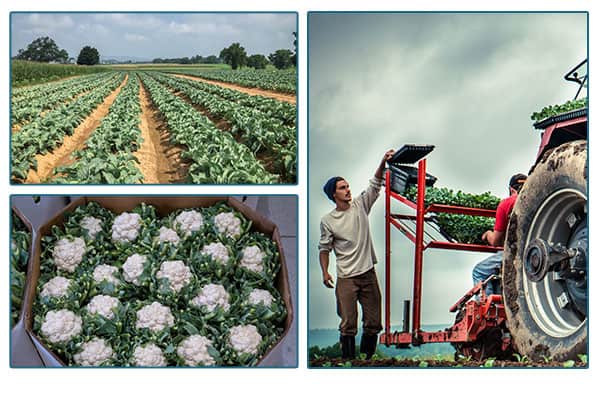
{"left": 473, "top": 173, "right": 527, "bottom": 296}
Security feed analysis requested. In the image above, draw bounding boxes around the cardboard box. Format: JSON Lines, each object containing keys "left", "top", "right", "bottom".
{"left": 19, "top": 196, "right": 294, "bottom": 367}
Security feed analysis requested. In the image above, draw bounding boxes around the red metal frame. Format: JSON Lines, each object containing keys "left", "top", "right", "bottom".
{"left": 381, "top": 158, "right": 505, "bottom": 347}
{"left": 536, "top": 116, "right": 587, "bottom": 161}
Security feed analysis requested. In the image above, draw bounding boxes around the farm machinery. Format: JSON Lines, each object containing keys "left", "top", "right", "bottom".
{"left": 380, "top": 60, "right": 588, "bottom": 362}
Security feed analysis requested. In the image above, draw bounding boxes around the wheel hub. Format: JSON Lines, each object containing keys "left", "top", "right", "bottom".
{"left": 524, "top": 238, "right": 578, "bottom": 283}
{"left": 524, "top": 188, "right": 587, "bottom": 338}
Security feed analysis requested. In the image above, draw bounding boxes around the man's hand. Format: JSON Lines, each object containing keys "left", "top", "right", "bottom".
{"left": 481, "top": 230, "right": 492, "bottom": 244}
{"left": 375, "top": 149, "right": 396, "bottom": 179}
{"left": 383, "top": 149, "right": 395, "bottom": 163}
{"left": 323, "top": 272, "right": 334, "bottom": 288}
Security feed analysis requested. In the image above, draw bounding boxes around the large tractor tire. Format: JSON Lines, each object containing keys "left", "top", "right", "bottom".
{"left": 503, "top": 140, "right": 587, "bottom": 361}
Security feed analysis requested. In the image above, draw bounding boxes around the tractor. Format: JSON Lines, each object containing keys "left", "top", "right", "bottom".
{"left": 380, "top": 60, "right": 588, "bottom": 362}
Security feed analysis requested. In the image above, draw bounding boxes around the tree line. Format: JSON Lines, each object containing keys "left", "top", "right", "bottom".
{"left": 13, "top": 37, "right": 100, "bottom": 65}
{"left": 13, "top": 34, "right": 297, "bottom": 70}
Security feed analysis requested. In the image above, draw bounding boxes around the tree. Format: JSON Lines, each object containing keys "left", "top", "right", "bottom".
{"left": 15, "top": 36, "right": 69, "bottom": 63}
{"left": 77, "top": 46, "right": 100, "bottom": 65}
{"left": 268, "top": 49, "right": 293, "bottom": 70}
{"left": 247, "top": 54, "right": 269, "bottom": 70}
{"left": 291, "top": 31, "right": 297, "bottom": 66}
{"left": 219, "top": 43, "right": 247, "bottom": 70}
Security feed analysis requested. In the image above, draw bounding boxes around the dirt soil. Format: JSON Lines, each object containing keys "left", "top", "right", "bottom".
{"left": 310, "top": 357, "right": 587, "bottom": 368}
{"left": 170, "top": 73, "right": 296, "bottom": 104}
{"left": 134, "top": 83, "right": 187, "bottom": 183}
{"left": 25, "top": 75, "right": 129, "bottom": 183}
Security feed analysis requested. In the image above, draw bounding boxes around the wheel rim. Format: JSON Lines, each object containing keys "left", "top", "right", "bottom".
{"left": 523, "top": 188, "right": 587, "bottom": 338}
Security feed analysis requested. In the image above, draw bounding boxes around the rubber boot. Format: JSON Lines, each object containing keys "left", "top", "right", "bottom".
{"left": 359, "top": 334, "right": 378, "bottom": 359}
{"left": 340, "top": 335, "right": 356, "bottom": 359}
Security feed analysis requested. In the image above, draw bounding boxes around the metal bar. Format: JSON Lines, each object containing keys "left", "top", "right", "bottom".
{"left": 554, "top": 115, "right": 587, "bottom": 130}
{"left": 391, "top": 214, "right": 436, "bottom": 222}
{"left": 412, "top": 158, "right": 426, "bottom": 335}
{"left": 385, "top": 169, "right": 391, "bottom": 342}
{"left": 426, "top": 204, "right": 496, "bottom": 218}
{"left": 390, "top": 219, "right": 417, "bottom": 243}
{"left": 390, "top": 190, "right": 417, "bottom": 209}
{"left": 403, "top": 300, "right": 410, "bottom": 332}
{"left": 426, "top": 241, "right": 502, "bottom": 253}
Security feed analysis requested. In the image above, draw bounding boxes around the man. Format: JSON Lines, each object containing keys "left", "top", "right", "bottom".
{"left": 473, "top": 173, "right": 527, "bottom": 296}
{"left": 319, "top": 149, "right": 395, "bottom": 359}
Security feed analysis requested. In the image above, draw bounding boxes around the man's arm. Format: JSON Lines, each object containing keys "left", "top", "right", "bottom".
{"left": 360, "top": 149, "right": 396, "bottom": 212}
{"left": 481, "top": 196, "right": 511, "bottom": 246}
{"left": 320, "top": 251, "right": 334, "bottom": 288}
{"left": 375, "top": 149, "right": 396, "bottom": 180}
{"left": 481, "top": 230, "right": 505, "bottom": 247}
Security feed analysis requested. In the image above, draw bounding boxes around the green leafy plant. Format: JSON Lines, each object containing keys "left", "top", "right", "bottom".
{"left": 577, "top": 354, "right": 588, "bottom": 364}
{"left": 563, "top": 360, "right": 576, "bottom": 368}
{"left": 10, "top": 212, "right": 31, "bottom": 326}
{"left": 531, "top": 98, "right": 588, "bottom": 122}
{"left": 404, "top": 186, "right": 499, "bottom": 244}
{"left": 513, "top": 353, "right": 529, "bottom": 364}
{"left": 483, "top": 358, "right": 496, "bottom": 368}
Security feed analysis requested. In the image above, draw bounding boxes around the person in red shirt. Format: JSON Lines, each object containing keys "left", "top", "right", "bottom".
{"left": 473, "top": 173, "right": 527, "bottom": 295}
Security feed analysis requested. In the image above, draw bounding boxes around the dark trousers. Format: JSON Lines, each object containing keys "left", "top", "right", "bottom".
{"left": 335, "top": 268, "right": 383, "bottom": 337}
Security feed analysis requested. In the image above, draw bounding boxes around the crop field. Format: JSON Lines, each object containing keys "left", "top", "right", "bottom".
{"left": 11, "top": 60, "right": 109, "bottom": 87}
{"left": 10, "top": 70, "right": 297, "bottom": 184}
{"left": 163, "top": 68, "right": 297, "bottom": 94}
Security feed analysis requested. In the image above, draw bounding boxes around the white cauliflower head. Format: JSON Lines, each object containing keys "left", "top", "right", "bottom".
{"left": 156, "top": 261, "right": 192, "bottom": 292}
{"left": 73, "top": 338, "right": 113, "bottom": 366}
{"left": 177, "top": 335, "right": 216, "bottom": 366}
{"left": 122, "top": 254, "right": 147, "bottom": 285}
{"left": 248, "top": 289, "right": 274, "bottom": 308}
{"left": 132, "top": 343, "right": 167, "bottom": 367}
{"left": 81, "top": 216, "right": 103, "bottom": 237}
{"left": 191, "top": 284, "right": 231, "bottom": 312}
{"left": 40, "top": 276, "right": 72, "bottom": 298}
{"left": 213, "top": 212, "right": 242, "bottom": 238}
{"left": 175, "top": 210, "right": 204, "bottom": 237}
{"left": 157, "top": 226, "right": 180, "bottom": 245}
{"left": 239, "top": 245, "right": 266, "bottom": 273}
{"left": 52, "top": 237, "right": 86, "bottom": 273}
{"left": 111, "top": 212, "right": 141, "bottom": 243}
{"left": 229, "top": 325, "right": 262, "bottom": 356}
{"left": 201, "top": 242, "right": 230, "bottom": 265}
{"left": 92, "top": 264, "right": 120, "bottom": 286}
{"left": 136, "top": 302, "right": 175, "bottom": 332}
{"left": 86, "top": 295, "right": 120, "bottom": 319}
{"left": 41, "top": 309, "right": 82, "bottom": 344}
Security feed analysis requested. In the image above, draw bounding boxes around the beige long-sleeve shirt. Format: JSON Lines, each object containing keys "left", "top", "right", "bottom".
{"left": 319, "top": 177, "right": 383, "bottom": 278}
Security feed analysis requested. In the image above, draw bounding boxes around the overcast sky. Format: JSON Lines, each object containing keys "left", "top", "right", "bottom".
{"left": 309, "top": 13, "right": 587, "bottom": 331}
{"left": 11, "top": 13, "right": 296, "bottom": 60}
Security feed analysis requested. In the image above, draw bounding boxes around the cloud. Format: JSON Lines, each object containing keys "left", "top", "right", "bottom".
{"left": 124, "top": 33, "right": 148, "bottom": 42}
{"left": 11, "top": 13, "right": 296, "bottom": 59}
{"left": 26, "top": 13, "right": 75, "bottom": 29}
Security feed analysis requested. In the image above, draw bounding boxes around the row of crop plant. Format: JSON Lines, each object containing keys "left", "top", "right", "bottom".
{"left": 50, "top": 74, "right": 144, "bottom": 184}
{"left": 166, "top": 68, "right": 296, "bottom": 94}
{"left": 11, "top": 73, "right": 127, "bottom": 182}
{"left": 12, "top": 72, "right": 119, "bottom": 127}
{"left": 151, "top": 73, "right": 296, "bottom": 181}
{"left": 140, "top": 73, "right": 279, "bottom": 184}
{"left": 11, "top": 71, "right": 296, "bottom": 184}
